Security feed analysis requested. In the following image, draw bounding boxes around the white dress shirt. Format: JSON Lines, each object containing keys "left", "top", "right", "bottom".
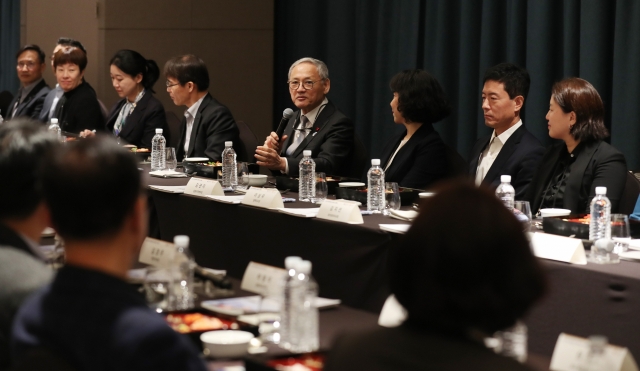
{"left": 475, "top": 119, "right": 522, "bottom": 185}
{"left": 183, "top": 95, "right": 207, "bottom": 156}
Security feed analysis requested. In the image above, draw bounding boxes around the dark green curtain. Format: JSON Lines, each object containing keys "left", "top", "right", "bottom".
{"left": 274, "top": 0, "right": 640, "bottom": 170}
{"left": 0, "top": 0, "right": 20, "bottom": 97}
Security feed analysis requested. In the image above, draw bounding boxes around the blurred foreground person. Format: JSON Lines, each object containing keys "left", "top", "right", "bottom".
{"left": 325, "top": 181, "right": 546, "bottom": 371}
{"left": 11, "top": 136, "right": 207, "bottom": 371}
{"left": 0, "top": 119, "right": 55, "bottom": 371}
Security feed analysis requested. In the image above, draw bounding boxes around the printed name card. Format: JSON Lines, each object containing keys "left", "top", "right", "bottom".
{"left": 241, "top": 261, "right": 287, "bottom": 296}
{"left": 139, "top": 237, "right": 175, "bottom": 268}
{"left": 528, "top": 232, "right": 587, "bottom": 265}
{"left": 317, "top": 199, "right": 364, "bottom": 224}
{"left": 184, "top": 177, "right": 224, "bottom": 197}
{"left": 550, "top": 333, "right": 638, "bottom": 371}
{"left": 241, "top": 188, "right": 284, "bottom": 209}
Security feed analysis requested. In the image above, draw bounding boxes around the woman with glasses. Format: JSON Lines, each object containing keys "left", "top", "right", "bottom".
{"left": 378, "top": 69, "right": 452, "bottom": 189}
{"left": 525, "top": 78, "right": 627, "bottom": 214}
{"left": 52, "top": 46, "right": 105, "bottom": 134}
{"left": 81, "top": 50, "right": 168, "bottom": 148}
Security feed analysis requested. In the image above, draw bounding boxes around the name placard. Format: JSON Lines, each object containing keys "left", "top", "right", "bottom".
{"left": 528, "top": 232, "right": 587, "bottom": 265}
{"left": 240, "top": 261, "right": 286, "bottom": 296}
{"left": 139, "top": 237, "right": 175, "bottom": 268}
{"left": 241, "top": 188, "right": 284, "bottom": 209}
{"left": 317, "top": 199, "right": 363, "bottom": 224}
{"left": 184, "top": 177, "right": 224, "bottom": 197}
{"left": 550, "top": 333, "right": 638, "bottom": 371}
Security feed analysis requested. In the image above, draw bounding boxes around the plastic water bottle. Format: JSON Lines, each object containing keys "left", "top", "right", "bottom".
{"left": 48, "top": 118, "right": 61, "bottom": 140}
{"left": 495, "top": 175, "right": 515, "bottom": 209}
{"left": 151, "top": 128, "right": 166, "bottom": 171}
{"left": 221, "top": 141, "right": 238, "bottom": 190}
{"left": 589, "top": 187, "right": 611, "bottom": 241}
{"left": 287, "top": 260, "right": 319, "bottom": 353}
{"left": 578, "top": 336, "right": 614, "bottom": 371}
{"left": 299, "top": 150, "right": 316, "bottom": 202}
{"left": 367, "top": 159, "right": 385, "bottom": 213}
{"left": 498, "top": 321, "right": 527, "bottom": 363}
{"left": 280, "top": 256, "right": 303, "bottom": 348}
{"left": 171, "top": 235, "right": 195, "bottom": 310}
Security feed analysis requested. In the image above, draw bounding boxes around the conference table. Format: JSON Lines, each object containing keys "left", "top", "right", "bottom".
{"left": 145, "top": 167, "right": 640, "bottom": 360}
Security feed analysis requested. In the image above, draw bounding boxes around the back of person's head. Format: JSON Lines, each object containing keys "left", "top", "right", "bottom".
{"left": 110, "top": 49, "right": 160, "bottom": 93}
{"left": 16, "top": 44, "right": 46, "bottom": 64}
{"left": 390, "top": 181, "right": 546, "bottom": 335}
{"left": 56, "top": 37, "right": 86, "bottom": 54}
{"left": 552, "top": 77, "right": 608, "bottom": 142}
{"left": 164, "top": 54, "right": 209, "bottom": 91}
{"left": 0, "top": 119, "right": 58, "bottom": 221}
{"left": 42, "top": 136, "right": 142, "bottom": 241}
{"left": 389, "top": 69, "right": 451, "bottom": 124}
{"left": 483, "top": 62, "right": 530, "bottom": 101}
{"left": 53, "top": 46, "right": 87, "bottom": 71}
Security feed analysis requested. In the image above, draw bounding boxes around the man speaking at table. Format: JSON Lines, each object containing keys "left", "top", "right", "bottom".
{"left": 469, "top": 63, "right": 544, "bottom": 198}
{"left": 255, "top": 57, "right": 354, "bottom": 177}
{"left": 165, "top": 54, "right": 240, "bottom": 161}
{"left": 11, "top": 137, "right": 207, "bottom": 371}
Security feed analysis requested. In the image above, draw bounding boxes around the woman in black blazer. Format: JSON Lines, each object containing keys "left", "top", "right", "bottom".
{"left": 83, "top": 50, "right": 168, "bottom": 148}
{"left": 379, "top": 69, "right": 451, "bottom": 189}
{"left": 525, "top": 78, "right": 627, "bottom": 215}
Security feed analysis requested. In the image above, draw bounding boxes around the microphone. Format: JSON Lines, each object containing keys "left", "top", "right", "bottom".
{"left": 275, "top": 108, "right": 295, "bottom": 139}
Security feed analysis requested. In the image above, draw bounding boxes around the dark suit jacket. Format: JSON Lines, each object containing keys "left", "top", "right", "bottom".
{"left": 38, "top": 85, "right": 62, "bottom": 122}
{"left": 469, "top": 125, "right": 544, "bottom": 199}
{"left": 11, "top": 265, "right": 207, "bottom": 371}
{"left": 280, "top": 99, "right": 354, "bottom": 177}
{"left": 106, "top": 92, "right": 168, "bottom": 149}
{"left": 324, "top": 325, "right": 534, "bottom": 371}
{"left": 379, "top": 123, "right": 447, "bottom": 189}
{"left": 55, "top": 82, "right": 106, "bottom": 133}
{"left": 7, "top": 80, "right": 50, "bottom": 120}
{"left": 524, "top": 140, "right": 627, "bottom": 214}
{"left": 176, "top": 93, "right": 240, "bottom": 161}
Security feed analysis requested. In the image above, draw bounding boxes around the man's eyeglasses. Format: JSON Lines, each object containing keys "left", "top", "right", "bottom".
{"left": 287, "top": 79, "right": 324, "bottom": 90}
{"left": 17, "top": 62, "right": 37, "bottom": 70}
{"left": 165, "top": 80, "right": 180, "bottom": 88}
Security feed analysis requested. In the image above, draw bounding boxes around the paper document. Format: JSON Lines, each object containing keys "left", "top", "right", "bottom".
{"left": 149, "top": 170, "right": 187, "bottom": 178}
{"left": 380, "top": 224, "right": 411, "bottom": 234}
{"left": 206, "top": 195, "right": 245, "bottom": 204}
{"left": 277, "top": 207, "right": 320, "bottom": 218}
{"left": 149, "top": 185, "right": 186, "bottom": 193}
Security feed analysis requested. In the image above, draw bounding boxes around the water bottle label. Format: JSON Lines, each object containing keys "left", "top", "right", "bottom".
{"left": 184, "top": 178, "right": 224, "bottom": 197}
{"left": 139, "top": 237, "right": 176, "bottom": 268}
{"left": 317, "top": 199, "right": 364, "bottom": 224}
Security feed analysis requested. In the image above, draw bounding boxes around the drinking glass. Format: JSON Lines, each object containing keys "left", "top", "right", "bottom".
{"left": 237, "top": 162, "right": 251, "bottom": 190}
{"left": 513, "top": 201, "right": 533, "bottom": 231}
{"left": 383, "top": 182, "right": 401, "bottom": 216}
{"left": 165, "top": 147, "right": 177, "bottom": 171}
{"left": 589, "top": 238, "right": 620, "bottom": 264}
{"left": 258, "top": 287, "right": 282, "bottom": 344}
{"left": 144, "top": 266, "right": 172, "bottom": 312}
{"left": 611, "top": 214, "right": 631, "bottom": 254}
{"left": 311, "top": 172, "right": 328, "bottom": 204}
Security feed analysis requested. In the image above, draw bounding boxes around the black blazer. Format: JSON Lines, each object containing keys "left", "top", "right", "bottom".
{"left": 279, "top": 99, "right": 354, "bottom": 177}
{"left": 38, "top": 85, "right": 62, "bottom": 122}
{"left": 324, "top": 325, "right": 534, "bottom": 371}
{"left": 379, "top": 123, "right": 447, "bottom": 189}
{"left": 7, "top": 80, "right": 50, "bottom": 120}
{"left": 106, "top": 92, "right": 168, "bottom": 149}
{"left": 469, "top": 125, "right": 544, "bottom": 199}
{"left": 55, "top": 82, "right": 106, "bottom": 134}
{"left": 525, "top": 140, "right": 627, "bottom": 214}
{"left": 176, "top": 93, "right": 240, "bottom": 162}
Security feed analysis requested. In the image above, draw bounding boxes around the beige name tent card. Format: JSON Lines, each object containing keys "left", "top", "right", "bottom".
{"left": 241, "top": 188, "right": 284, "bottom": 209}
{"left": 529, "top": 232, "right": 587, "bottom": 265}
{"left": 184, "top": 177, "right": 224, "bottom": 197}
{"left": 317, "top": 199, "right": 363, "bottom": 224}
{"left": 550, "top": 333, "right": 638, "bottom": 371}
{"left": 139, "top": 237, "right": 175, "bottom": 268}
{"left": 241, "top": 261, "right": 286, "bottom": 296}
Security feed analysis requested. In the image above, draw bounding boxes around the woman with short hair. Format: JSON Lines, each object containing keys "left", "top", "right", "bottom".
{"left": 52, "top": 46, "right": 105, "bottom": 134}
{"left": 525, "top": 78, "right": 627, "bottom": 214}
{"left": 378, "top": 69, "right": 452, "bottom": 189}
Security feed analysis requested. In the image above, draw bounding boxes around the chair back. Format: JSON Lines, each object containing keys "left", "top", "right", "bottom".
{"left": 0, "top": 90, "right": 14, "bottom": 118}
{"left": 236, "top": 120, "right": 259, "bottom": 163}
{"left": 165, "top": 111, "right": 182, "bottom": 149}
{"left": 618, "top": 171, "right": 640, "bottom": 215}
{"left": 347, "top": 133, "right": 369, "bottom": 179}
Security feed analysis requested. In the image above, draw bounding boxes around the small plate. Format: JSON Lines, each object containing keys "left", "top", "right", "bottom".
{"left": 619, "top": 251, "right": 640, "bottom": 261}
{"left": 339, "top": 182, "right": 365, "bottom": 188}
{"left": 184, "top": 157, "right": 209, "bottom": 162}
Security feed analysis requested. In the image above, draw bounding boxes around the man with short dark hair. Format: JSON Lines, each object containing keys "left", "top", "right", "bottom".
{"left": 255, "top": 57, "right": 354, "bottom": 177}
{"left": 165, "top": 54, "right": 240, "bottom": 161}
{"left": 0, "top": 119, "right": 55, "bottom": 370}
{"left": 6, "top": 45, "right": 50, "bottom": 120}
{"left": 469, "top": 62, "right": 544, "bottom": 197}
{"left": 11, "top": 136, "right": 207, "bottom": 371}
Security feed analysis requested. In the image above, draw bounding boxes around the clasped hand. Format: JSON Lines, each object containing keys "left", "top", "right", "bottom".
{"left": 255, "top": 132, "right": 288, "bottom": 171}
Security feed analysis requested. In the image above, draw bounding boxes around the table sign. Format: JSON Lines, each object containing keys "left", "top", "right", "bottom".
{"left": 528, "top": 232, "right": 587, "bottom": 265}
{"left": 550, "top": 333, "right": 638, "bottom": 371}
{"left": 317, "top": 199, "right": 364, "bottom": 224}
{"left": 184, "top": 177, "right": 224, "bottom": 197}
{"left": 240, "top": 261, "right": 286, "bottom": 296}
{"left": 241, "top": 188, "right": 284, "bottom": 209}
{"left": 139, "top": 237, "right": 175, "bottom": 268}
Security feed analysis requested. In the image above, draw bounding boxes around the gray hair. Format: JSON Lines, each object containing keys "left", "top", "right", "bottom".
{"left": 288, "top": 57, "right": 329, "bottom": 80}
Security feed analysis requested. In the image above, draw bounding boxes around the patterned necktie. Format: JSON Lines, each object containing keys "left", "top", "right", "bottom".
{"left": 286, "top": 115, "right": 310, "bottom": 156}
